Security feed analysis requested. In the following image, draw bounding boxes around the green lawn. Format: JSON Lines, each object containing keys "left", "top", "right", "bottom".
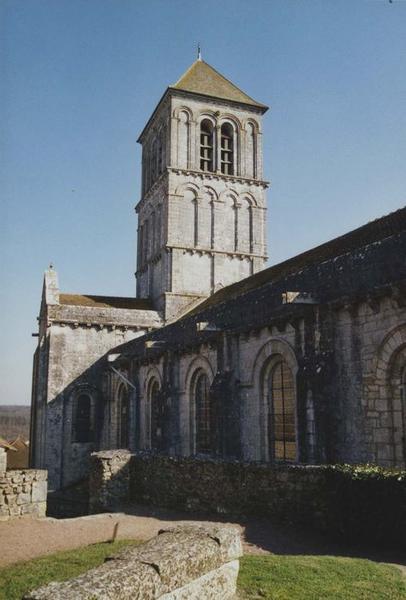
{"left": 0, "top": 542, "right": 404, "bottom": 600}
{"left": 238, "top": 555, "right": 406, "bottom": 600}
{"left": 0, "top": 540, "right": 138, "bottom": 600}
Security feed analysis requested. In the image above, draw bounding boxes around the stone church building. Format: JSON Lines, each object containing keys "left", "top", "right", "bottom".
{"left": 30, "top": 57, "right": 406, "bottom": 490}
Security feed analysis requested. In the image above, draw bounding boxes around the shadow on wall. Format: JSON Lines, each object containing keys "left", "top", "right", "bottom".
{"left": 89, "top": 451, "right": 406, "bottom": 558}
{"left": 34, "top": 348, "right": 139, "bottom": 494}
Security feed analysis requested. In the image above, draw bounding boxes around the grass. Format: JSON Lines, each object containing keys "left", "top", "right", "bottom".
{"left": 238, "top": 555, "right": 406, "bottom": 600}
{"left": 0, "top": 542, "right": 404, "bottom": 600}
{"left": 0, "top": 540, "right": 139, "bottom": 600}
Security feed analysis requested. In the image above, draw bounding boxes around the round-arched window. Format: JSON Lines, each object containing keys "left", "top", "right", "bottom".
{"left": 118, "top": 385, "right": 129, "bottom": 449}
{"left": 150, "top": 379, "right": 164, "bottom": 451}
{"left": 194, "top": 372, "right": 211, "bottom": 454}
{"left": 268, "top": 360, "right": 296, "bottom": 461}
{"left": 72, "top": 393, "right": 93, "bottom": 443}
{"left": 220, "top": 123, "right": 234, "bottom": 175}
{"left": 200, "top": 119, "right": 214, "bottom": 172}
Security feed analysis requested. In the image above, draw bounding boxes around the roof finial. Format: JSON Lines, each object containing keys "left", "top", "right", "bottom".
{"left": 197, "top": 43, "right": 202, "bottom": 61}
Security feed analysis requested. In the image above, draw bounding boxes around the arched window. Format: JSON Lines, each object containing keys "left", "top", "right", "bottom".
{"left": 72, "top": 393, "right": 93, "bottom": 443}
{"left": 220, "top": 123, "right": 234, "bottom": 175}
{"left": 401, "top": 367, "right": 406, "bottom": 459}
{"left": 157, "top": 132, "right": 163, "bottom": 175}
{"left": 150, "top": 139, "right": 157, "bottom": 183}
{"left": 195, "top": 372, "right": 211, "bottom": 454}
{"left": 200, "top": 120, "right": 214, "bottom": 172}
{"left": 118, "top": 385, "right": 129, "bottom": 448}
{"left": 150, "top": 379, "right": 164, "bottom": 451}
{"left": 246, "top": 122, "right": 256, "bottom": 178}
{"left": 268, "top": 360, "right": 296, "bottom": 461}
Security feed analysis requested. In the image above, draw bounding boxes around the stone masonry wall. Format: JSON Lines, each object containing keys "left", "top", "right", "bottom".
{"left": 89, "top": 449, "right": 132, "bottom": 513}
{"left": 89, "top": 451, "right": 406, "bottom": 548}
{"left": 0, "top": 450, "right": 47, "bottom": 520}
{"left": 25, "top": 524, "right": 242, "bottom": 600}
{"left": 89, "top": 451, "right": 327, "bottom": 526}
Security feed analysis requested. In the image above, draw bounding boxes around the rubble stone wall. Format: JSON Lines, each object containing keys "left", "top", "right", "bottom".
{"left": 0, "top": 450, "right": 47, "bottom": 520}
{"left": 25, "top": 525, "right": 242, "bottom": 600}
{"left": 88, "top": 449, "right": 132, "bottom": 513}
{"left": 89, "top": 451, "right": 327, "bottom": 524}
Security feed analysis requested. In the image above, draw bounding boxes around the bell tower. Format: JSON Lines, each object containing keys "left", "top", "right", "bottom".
{"left": 136, "top": 57, "right": 269, "bottom": 320}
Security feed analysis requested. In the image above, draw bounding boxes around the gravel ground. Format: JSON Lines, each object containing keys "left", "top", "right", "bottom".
{"left": 1, "top": 503, "right": 405, "bottom": 575}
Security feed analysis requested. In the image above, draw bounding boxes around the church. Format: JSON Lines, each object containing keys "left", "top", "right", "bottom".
{"left": 30, "top": 57, "right": 406, "bottom": 491}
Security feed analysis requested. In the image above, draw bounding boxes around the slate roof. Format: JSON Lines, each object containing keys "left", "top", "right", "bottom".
{"left": 110, "top": 205, "right": 406, "bottom": 361}
{"left": 188, "top": 205, "right": 406, "bottom": 315}
{"left": 137, "top": 59, "right": 268, "bottom": 142}
{"left": 59, "top": 294, "right": 154, "bottom": 311}
{"left": 170, "top": 59, "right": 268, "bottom": 110}
{"left": 0, "top": 436, "right": 17, "bottom": 451}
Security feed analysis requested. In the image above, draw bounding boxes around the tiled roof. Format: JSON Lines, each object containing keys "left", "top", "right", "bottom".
{"left": 171, "top": 60, "right": 268, "bottom": 110}
{"left": 187, "top": 205, "right": 406, "bottom": 315}
{"left": 0, "top": 436, "right": 17, "bottom": 451}
{"left": 59, "top": 294, "right": 154, "bottom": 310}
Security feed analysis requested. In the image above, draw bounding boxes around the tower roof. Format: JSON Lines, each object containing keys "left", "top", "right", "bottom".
{"left": 170, "top": 59, "right": 268, "bottom": 110}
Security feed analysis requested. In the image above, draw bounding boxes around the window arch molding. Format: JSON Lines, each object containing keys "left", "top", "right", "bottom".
{"left": 367, "top": 323, "right": 406, "bottom": 466}
{"left": 184, "top": 356, "right": 215, "bottom": 455}
{"left": 218, "top": 188, "right": 239, "bottom": 204}
{"left": 174, "top": 181, "right": 200, "bottom": 197}
{"left": 116, "top": 382, "right": 130, "bottom": 449}
{"left": 219, "top": 114, "right": 242, "bottom": 131}
{"left": 201, "top": 185, "right": 218, "bottom": 202}
{"left": 388, "top": 347, "right": 406, "bottom": 466}
{"left": 172, "top": 105, "right": 195, "bottom": 121}
{"left": 144, "top": 367, "right": 163, "bottom": 450}
{"left": 244, "top": 119, "right": 260, "bottom": 134}
{"left": 251, "top": 338, "right": 298, "bottom": 462}
{"left": 70, "top": 385, "right": 98, "bottom": 444}
{"left": 198, "top": 113, "right": 217, "bottom": 127}
{"left": 240, "top": 191, "right": 258, "bottom": 207}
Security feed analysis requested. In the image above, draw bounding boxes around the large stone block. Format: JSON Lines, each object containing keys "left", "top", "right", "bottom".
{"left": 24, "top": 525, "right": 242, "bottom": 599}
{"left": 0, "top": 449, "right": 6, "bottom": 473}
{"left": 32, "top": 480, "right": 48, "bottom": 503}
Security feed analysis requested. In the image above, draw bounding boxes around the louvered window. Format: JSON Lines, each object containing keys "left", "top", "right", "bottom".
{"left": 195, "top": 372, "right": 211, "bottom": 454}
{"left": 200, "top": 120, "right": 214, "bottom": 172}
{"left": 221, "top": 123, "right": 234, "bottom": 175}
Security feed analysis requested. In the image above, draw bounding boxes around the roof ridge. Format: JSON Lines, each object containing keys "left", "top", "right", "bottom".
{"left": 171, "top": 59, "right": 267, "bottom": 110}
{"left": 184, "top": 205, "right": 406, "bottom": 316}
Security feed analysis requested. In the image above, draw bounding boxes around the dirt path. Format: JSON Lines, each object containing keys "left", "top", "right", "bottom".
{"left": 1, "top": 504, "right": 405, "bottom": 575}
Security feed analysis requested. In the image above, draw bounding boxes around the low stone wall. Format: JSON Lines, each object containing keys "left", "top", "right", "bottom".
{"left": 0, "top": 448, "right": 7, "bottom": 472}
{"left": 89, "top": 451, "right": 327, "bottom": 525}
{"left": 0, "top": 448, "right": 47, "bottom": 520}
{"left": 25, "top": 524, "right": 242, "bottom": 599}
{"left": 130, "top": 454, "right": 327, "bottom": 525}
{"left": 89, "top": 449, "right": 132, "bottom": 513}
{"left": 89, "top": 452, "right": 406, "bottom": 548}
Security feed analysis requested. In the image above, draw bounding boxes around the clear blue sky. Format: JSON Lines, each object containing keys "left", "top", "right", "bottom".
{"left": 1, "top": 0, "right": 405, "bottom": 406}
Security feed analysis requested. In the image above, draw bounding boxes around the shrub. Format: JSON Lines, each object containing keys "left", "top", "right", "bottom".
{"left": 325, "top": 464, "right": 406, "bottom": 548}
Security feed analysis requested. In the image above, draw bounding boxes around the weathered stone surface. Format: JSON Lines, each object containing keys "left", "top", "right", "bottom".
{"left": 158, "top": 525, "right": 242, "bottom": 563}
{"left": 30, "top": 52, "right": 406, "bottom": 501}
{"left": 0, "top": 449, "right": 7, "bottom": 473}
{"left": 24, "top": 526, "right": 241, "bottom": 599}
{"left": 32, "top": 480, "right": 47, "bottom": 503}
{"left": 0, "top": 469, "right": 48, "bottom": 519}
{"left": 160, "top": 560, "right": 239, "bottom": 600}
